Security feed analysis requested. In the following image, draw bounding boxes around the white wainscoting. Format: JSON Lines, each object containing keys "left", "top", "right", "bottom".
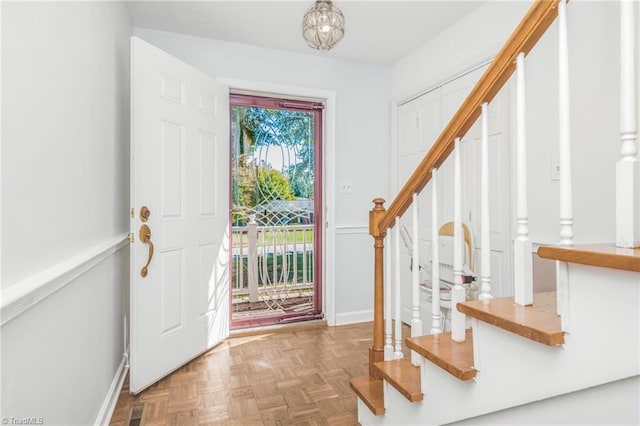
{"left": 1, "top": 235, "right": 130, "bottom": 425}
{"left": 1, "top": 233, "right": 129, "bottom": 326}
{"left": 335, "top": 225, "right": 369, "bottom": 235}
{"left": 333, "top": 225, "right": 373, "bottom": 325}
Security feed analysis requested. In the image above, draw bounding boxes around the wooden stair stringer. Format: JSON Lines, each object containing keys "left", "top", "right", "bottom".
{"left": 349, "top": 376, "right": 385, "bottom": 416}
{"left": 373, "top": 358, "right": 423, "bottom": 403}
{"left": 406, "top": 329, "right": 476, "bottom": 381}
{"left": 458, "top": 292, "right": 564, "bottom": 346}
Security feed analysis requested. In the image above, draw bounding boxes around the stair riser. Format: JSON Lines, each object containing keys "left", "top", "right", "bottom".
{"left": 359, "top": 266, "right": 639, "bottom": 425}
{"left": 566, "top": 264, "right": 639, "bottom": 344}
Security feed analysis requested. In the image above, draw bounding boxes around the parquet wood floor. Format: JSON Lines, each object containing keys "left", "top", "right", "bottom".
{"left": 110, "top": 321, "right": 409, "bottom": 426}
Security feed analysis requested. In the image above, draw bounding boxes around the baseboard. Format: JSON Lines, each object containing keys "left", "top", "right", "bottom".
{"left": 334, "top": 309, "right": 373, "bottom": 325}
{"left": 95, "top": 349, "right": 129, "bottom": 426}
{"left": 1, "top": 233, "right": 128, "bottom": 326}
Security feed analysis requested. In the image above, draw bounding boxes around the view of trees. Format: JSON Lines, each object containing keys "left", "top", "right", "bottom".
{"left": 255, "top": 167, "right": 296, "bottom": 205}
{"left": 231, "top": 105, "right": 315, "bottom": 225}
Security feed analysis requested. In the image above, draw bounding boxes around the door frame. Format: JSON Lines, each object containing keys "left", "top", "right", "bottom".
{"left": 218, "top": 77, "right": 338, "bottom": 326}
{"left": 228, "top": 92, "right": 323, "bottom": 327}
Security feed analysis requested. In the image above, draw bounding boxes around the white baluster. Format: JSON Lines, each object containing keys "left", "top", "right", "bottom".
{"left": 558, "top": 0, "right": 573, "bottom": 247}
{"left": 272, "top": 229, "right": 277, "bottom": 283}
{"left": 247, "top": 216, "right": 259, "bottom": 303}
{"left": 411, "top": 193, "right": 423, "bottom": 365}
{"left": 282, "top": 230, "right": 288, "bottom": 286}
{"left": 514, "top": 53, "right": 533, "bottom": 306}
{"left": 557, "top": 0, "right": 572, "bottom": 332}
{"left": 302, "top": 227, "right": 308, "bottom": 285}
{"left": 479, "top": 103, "right": 493, "bottom": 303}
{"left": 394, "top": 217, "right": 404, "bottom": 359}
{"left": 384, "top": 233, "right": 393, "bottom": 360}
{"left": 452, "top": 138, "right": 466, "bottom": 342}
{"left": 617, "top": 0, "right": 640, "bottom": 248}
{"left": 237, "top": 230, "right": 243, "bottom": 295}
{"left": 293, "top": 229, "right": 298, "bottom": 286}
{"left": 262, "top": 229, "right": 269, "bottom": 288}
{"left": 431, "top": 168, "right": 442, "bottom": 334}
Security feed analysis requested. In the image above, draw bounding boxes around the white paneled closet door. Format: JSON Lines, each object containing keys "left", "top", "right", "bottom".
{"left": 458, "top": 79, "right": 513, "bottom": 300}
{"left": 395, "top": 65, "right": 513, "bottom": 326}
{"left": 397, "top": 88, "right": 441, "bottom": 323}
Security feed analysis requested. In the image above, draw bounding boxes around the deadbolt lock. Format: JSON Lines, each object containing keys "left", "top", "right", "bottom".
{"left": 140, "top": 206, "right": 151, "bottom": 222}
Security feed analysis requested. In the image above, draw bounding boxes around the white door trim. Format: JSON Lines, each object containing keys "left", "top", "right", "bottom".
{"left": 217, "top": 77, "right": 337, "bottom": 326}
{"left": 0, "top": 234, "right": 129, "bottom": 326}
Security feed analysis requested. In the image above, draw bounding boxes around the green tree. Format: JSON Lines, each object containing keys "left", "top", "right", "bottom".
{"left": 238, "top": 107, "right": 315, "bottom": 199}
{"left": 240, "top": 108, "right": 310, "bottom": 149}
{"left": 231, "top": 105, "right": 315, "bottom": 224}
{"left": 255, "top": 167, "right": 295, "bottom": 205}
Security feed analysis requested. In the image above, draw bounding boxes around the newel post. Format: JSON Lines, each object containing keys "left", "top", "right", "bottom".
{"left": 369, "top": 198, "right": 387, "bottom": 378}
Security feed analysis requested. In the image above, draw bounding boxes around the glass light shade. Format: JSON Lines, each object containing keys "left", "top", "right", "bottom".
{"left": 302, "top": 0, "right": 345, "bottom": 51}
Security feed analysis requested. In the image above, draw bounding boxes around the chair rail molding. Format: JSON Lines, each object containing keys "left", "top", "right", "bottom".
{"left": 1, "top": 233, "right": 129, "bottom": 326}
{"left": 335, "top": 225, "right": 369, "bottom": 235}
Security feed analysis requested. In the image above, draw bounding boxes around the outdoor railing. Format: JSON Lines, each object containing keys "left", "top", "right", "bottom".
{"left": 231, "top": 220, "right": 314, "bottom": 304}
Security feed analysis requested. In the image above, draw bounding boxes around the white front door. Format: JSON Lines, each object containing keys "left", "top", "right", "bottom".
{"left": 130, "top": 37, "right": 230, "bottom": 393}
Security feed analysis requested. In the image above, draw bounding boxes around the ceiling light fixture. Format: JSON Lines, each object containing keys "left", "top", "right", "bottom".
{"left": 302, "top": 0, "right": 345, "bottom": 51}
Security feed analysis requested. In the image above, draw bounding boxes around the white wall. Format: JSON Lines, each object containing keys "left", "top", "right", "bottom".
{"left": 392, "top": 2, "right": 529, "bottom": 103}
{"left": 525, "top": 0, "right": 620, "bottom": 244}
{"left": 392, "top": 0, "right": 622, "bottom": 245}
{"left": 1, "top": 2, "right": 132, "bottom": 424}
{"left": 2, "top": 3, "right": 131, "bottom": 287}
{"left": 133, "top": 28, "right": 391, "bottom": 324}
{"left": 450, "top": 376, "right": 640, "bottom": 425}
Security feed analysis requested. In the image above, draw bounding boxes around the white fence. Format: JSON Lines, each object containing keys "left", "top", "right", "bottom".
{"left": 231, "top": 220, "right": 314, "bottom": 303}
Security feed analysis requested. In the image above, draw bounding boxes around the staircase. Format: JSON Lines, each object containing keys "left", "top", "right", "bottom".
{"left": 350, "top": 1, "right": 640, "bottom": 424}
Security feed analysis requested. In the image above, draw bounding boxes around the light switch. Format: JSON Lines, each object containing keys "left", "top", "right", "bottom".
{"left": 339, "top": 181, "right": 352, "bottom": 193}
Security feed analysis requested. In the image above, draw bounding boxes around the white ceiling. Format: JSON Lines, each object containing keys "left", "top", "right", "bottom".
{"left": 126, "top": 1, "right": 485, "bottom": 66}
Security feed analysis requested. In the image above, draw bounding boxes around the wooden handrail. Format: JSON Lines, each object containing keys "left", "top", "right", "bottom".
{"left": 364, "top": 0, "right": 563, "bottom": 381}
{"left": 377, "top": 0, "right": 561, "bottom": 234}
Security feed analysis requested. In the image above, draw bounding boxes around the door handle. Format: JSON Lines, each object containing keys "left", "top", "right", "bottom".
{"left": 139, "top": 224, "right": 154, "bottom": 277}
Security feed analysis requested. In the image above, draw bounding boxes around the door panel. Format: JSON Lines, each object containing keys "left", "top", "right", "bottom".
{"left": 398, "top": 101, "right": 419, "bottom": 157}
{"left": 130, "top": 37, "right": 229, "bottom": 393}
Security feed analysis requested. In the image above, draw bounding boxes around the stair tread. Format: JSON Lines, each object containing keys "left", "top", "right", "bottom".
{"left": 405, "top": 329, "right": 476, "bottom": 381}
{"left": 538, "top": 243, "right": 640, "bottom": 273}
{"left": 349, "top": 376, "right": 385, "bottom": 416}
{"left": 373, "top": 358, "right": 423, "bottom": 402}
{"left": 458, "top": 292, "right": 564, "bottom": 346}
